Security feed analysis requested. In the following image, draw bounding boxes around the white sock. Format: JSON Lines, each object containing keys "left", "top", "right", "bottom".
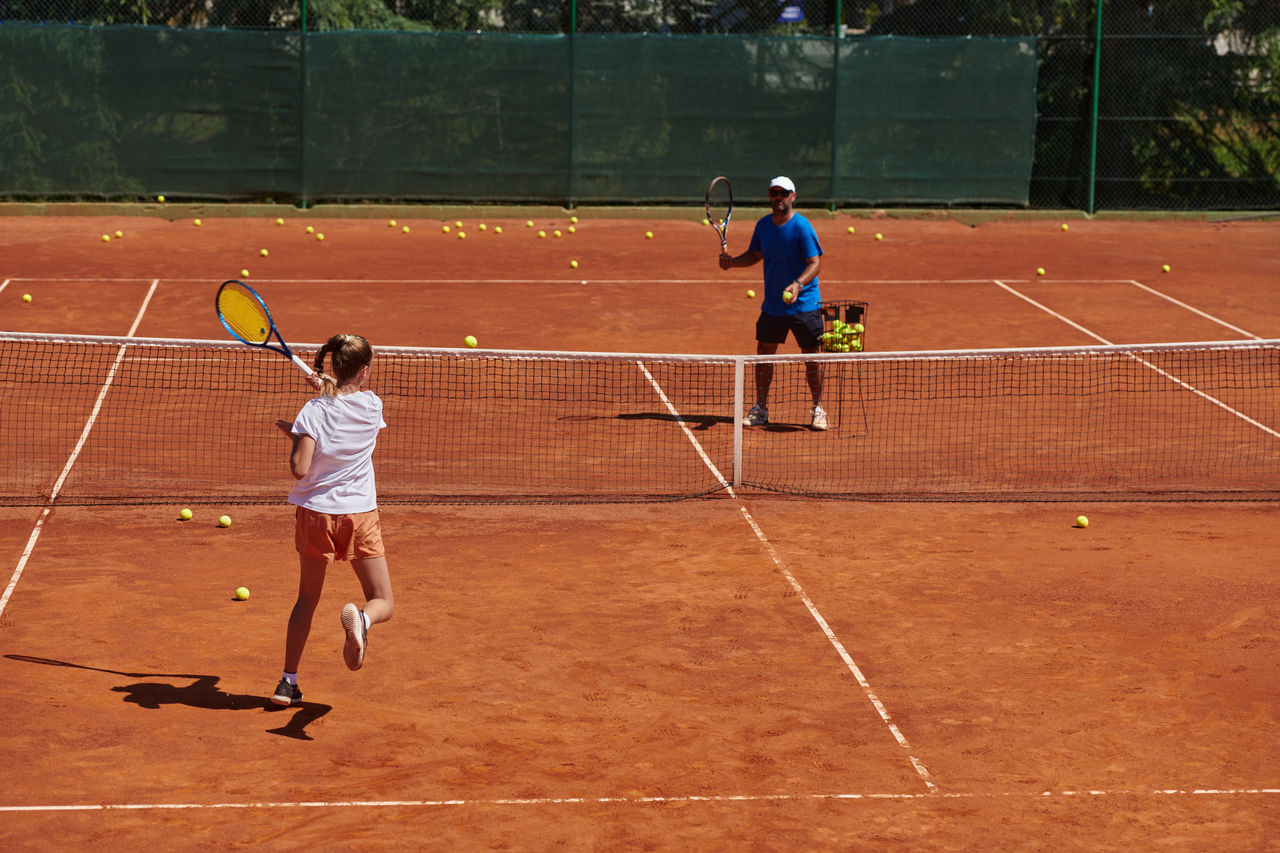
{"left": 282, "top": 670, "right": 298, "bottom": 686}
{"left": 362, "top": 610, "right": 371, "bottom": 632}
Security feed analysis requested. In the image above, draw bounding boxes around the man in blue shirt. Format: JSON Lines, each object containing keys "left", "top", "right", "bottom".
{"left": 719, "top": 175, "right": 827, "bottom": 430}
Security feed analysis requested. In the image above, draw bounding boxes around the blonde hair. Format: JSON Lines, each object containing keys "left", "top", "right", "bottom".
{"left": 313, "top": 333, "right": 373, "bottom": 396}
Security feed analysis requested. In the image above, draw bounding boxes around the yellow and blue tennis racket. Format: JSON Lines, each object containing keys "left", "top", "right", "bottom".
{"left": 215, "top": 279, "right": 313, "bottom": 377}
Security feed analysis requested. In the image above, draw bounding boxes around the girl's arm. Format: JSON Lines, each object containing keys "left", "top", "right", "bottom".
{"left": 274, "top": 419, "right": 315, "bottom": 480}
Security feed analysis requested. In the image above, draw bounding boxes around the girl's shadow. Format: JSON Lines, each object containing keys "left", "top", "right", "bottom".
{"left": 6, "top": 654, "right": 330, "bottom": 741}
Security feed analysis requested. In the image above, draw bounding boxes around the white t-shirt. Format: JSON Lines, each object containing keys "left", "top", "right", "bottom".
{"left": 288, "top": 390, "right": 386, "bottom": 514}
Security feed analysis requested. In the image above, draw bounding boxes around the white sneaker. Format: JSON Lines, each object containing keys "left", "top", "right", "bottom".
{"left": 743, "top": 403, "right": 769, "bottom": 426}
{"left": 810, "top": 405, "right": 829, "bottom": 431}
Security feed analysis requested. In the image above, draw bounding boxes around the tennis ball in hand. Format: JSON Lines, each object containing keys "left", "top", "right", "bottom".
{"left": 782, "top": 291, "right": 795, "bottom": 303}
{"left": 22, "top": 293, "right": 32, "bottom": 303}
{"left": 234, "top": 587, "right": 250, "bottom": 601}
{"left": 178, "top": 508, "right": 193, "bottom": 521}
{"left": 1074, "top": 515, "right": 1089, "bottom": 528}
{"left": 464, "top": 335, "right": 478, "bottom": 348}
{"left": 218, "top": 515, "right": 232, "bottom": 528}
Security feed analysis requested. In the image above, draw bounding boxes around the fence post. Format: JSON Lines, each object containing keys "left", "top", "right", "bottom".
{"left": 829, "top": 0, "right": 842, "bottom": 210}
{"left": 1087, "top": 0, "right": 1103, "bottom": 214}
{"left": 298, "top": 0, "right": 309, "bottom": 208}
{"left": 566, "top": 0, "right": 576, "bottom": 209}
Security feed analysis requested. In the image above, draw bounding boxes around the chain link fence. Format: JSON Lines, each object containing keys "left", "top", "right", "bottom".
{"left": 2, "top": 0, "right": 1277, "bottom": 210}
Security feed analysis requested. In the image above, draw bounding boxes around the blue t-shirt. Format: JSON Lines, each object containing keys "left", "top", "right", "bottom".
{"left": 748, "top": 212, "right": 823, "bottom": 316}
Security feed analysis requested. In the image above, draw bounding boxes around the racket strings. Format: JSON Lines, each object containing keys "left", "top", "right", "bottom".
{"left": 217, "top": 287, "right": 271, "bottom": 344}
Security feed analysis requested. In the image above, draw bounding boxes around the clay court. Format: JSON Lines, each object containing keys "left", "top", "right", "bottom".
{"left": 1, "top": 209, "right": 1278, "bottom": 849}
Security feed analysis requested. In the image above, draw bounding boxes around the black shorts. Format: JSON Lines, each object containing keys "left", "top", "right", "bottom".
{"left": 756, "top": 310, "right": 824, "bottom": 349}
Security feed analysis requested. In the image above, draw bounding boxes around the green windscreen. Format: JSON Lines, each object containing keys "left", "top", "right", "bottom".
{"left": 0, "top": 25, "right": 1038, "bottom": 205}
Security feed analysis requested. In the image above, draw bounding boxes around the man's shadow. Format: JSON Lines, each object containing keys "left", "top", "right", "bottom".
{"left": 5, "top": 654, "right": 330, "bottom": 741}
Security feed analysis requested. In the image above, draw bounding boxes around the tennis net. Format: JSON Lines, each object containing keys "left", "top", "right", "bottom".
{"left": 2, "top": 332, "right": 1277, "bottom": 505}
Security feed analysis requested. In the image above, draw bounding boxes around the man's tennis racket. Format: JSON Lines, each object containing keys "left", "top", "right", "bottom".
{"left": 215, "top": 279, "right": 313, "bottom": 377}
{"left": 705, "top": 175, "right": 733, "bottom": 255}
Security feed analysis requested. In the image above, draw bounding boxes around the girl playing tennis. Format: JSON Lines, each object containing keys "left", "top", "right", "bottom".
{"left": 269, "top": 333, "right": 393, "bottom": 706}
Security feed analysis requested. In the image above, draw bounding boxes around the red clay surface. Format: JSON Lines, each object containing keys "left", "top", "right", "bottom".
{"left": 1, "top": 211, "right": 1278, "bottom": 849}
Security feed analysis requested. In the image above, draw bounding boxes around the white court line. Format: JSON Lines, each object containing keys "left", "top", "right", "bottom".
{"left": 3, "top": 788, "right": 1277, "bottom": 813}
{"left": 0, "top": 280, "right": 159, "bottom": 620}
{"left": 1126, "top": 279, "right": 1264, "bottom": 340}
{"left": 993, "top": 281, "right": 1280, "bottom": 441}
{"left": 634, "top": 361, "right": 936, "bottom": 792}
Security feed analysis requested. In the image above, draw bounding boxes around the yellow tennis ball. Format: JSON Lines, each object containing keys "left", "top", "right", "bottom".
{"left": 1061, "top": 223, "right": 1069, "bottom": 231}
{"left": 479, "top": 223, "right": 487, "bottom": 231}
{"left": 1036, "top": 267, "right": 1046, "bottom": 276}
{"left": 783, "top": 291, "right": 795, "bottom": 303}
{"left": 316, "top": 233, "right": 324, "bottom": 241}
{"left": 847, "top": 226, "right": 855, "bottom": 234}
{"left": 305, "top": 225, "right": 315, "bottom": 234}
{"left": 22, "top": 293, "right": 32, "bottom": 303}
{"left": 402, "top": 225, "right": 410, "bottom": 233}
{"left": 276, "top": 218, "right": 284, "bottom": 225}
{"left": 526, "top": 220, "right": 534, "bottom": 228}
{"left": 570, "top": 260, "right": 579, "bottom": 269}
{"left": 389, "top": 219, "right": 397, "bottom": 227}
{"left": 553, "top": 229, "right": 562, "bottom": 238}
{"left": 240, "top": 269, "right": 249, "bottom": 277}
{"left": 494, "top": 226, "right": 503, "bottom": 234}
{"left": 157, "top": 194, "right": 165, "bottom": 203}
{"left": 567, "top": 225, "right": 575, "bottom": 234}
{"left": 570, "top": 215, "right": 578, "bottom": 224}
{"left": 178, "top": 508, "right": 192, "bottom": 521}
{"left": 234, "top": 587, "right": 250, "bottom": 600}
{"left": 260, "top": 248, "right": 269, "bottom": 257}
{"left": 101, "top": 234, "right": 110, "bottom": 242}
{"left": 702, "top": 218, "right": 710, "bottom": 226}
{"left": 454, "top": 220, "right": 463, "bottom": 228}
{"left": 538, "top": 230, "right": 546, "bottom": 238}
{"left": 115, "top": 230, "right": 123, "bottom": 238}
{"left": 746, "top": 289, "right": 755, "bottom": 298}
{"left": 193, "top": 219, "right": 202, "bottom": 226}
{"left": 442, "top": 225, "right": 451, "bottom": 233}
{"left": 458, "top": 231, "right": 466, "bottom": 239}
{"left": 464, "top": 335, "right": 478, "bottom": 348}
{"left": 645, "top": 231, "right": 653, "bottom": 239}
{"left": 218, "top": 515, "right": 232, "bottom": 528}
{"left": 1162, "top": 264, "right": 1170, "bottom": 273}
{"left": 874, "top": 232, "right": 883, "bottom": 241}
{"left": 1074, "top": 515, "right": 1089, "bottom": 528}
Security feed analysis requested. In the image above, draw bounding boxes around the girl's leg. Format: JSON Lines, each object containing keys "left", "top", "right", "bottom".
{"left": 283, "top": 554, "right": 329, "bottom": 672}
{"left": 351, "top": 555, "right": 394, "bottom": 625}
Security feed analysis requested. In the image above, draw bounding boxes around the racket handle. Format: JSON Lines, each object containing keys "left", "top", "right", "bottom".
{"left": 290, "top": 354, "right": 314, "bottom": 376}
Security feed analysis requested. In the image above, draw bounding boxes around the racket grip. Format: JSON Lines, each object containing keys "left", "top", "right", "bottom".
{"left": 290, "top": 354, "right": 314, "bottom": 376}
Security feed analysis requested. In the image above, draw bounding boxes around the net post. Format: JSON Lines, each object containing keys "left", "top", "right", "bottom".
{"left": 732, "top": 357, "right": 744, "bottom": 489}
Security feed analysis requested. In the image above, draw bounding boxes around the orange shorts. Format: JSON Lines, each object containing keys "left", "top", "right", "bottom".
{"left": 294, "top": 506, "right": 384, "bottom": 562}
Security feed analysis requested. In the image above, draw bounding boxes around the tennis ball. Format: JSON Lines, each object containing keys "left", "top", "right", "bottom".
{"left": 454, "top": 220, "right": 463, "bottom": 229}
{"left": 218, "top": 515, "right": 232, "bottom": 528}
{"left": 538, "top": 230, "right": 546, "bottom": 238}
{"left": 316, "top": 233, "right": 324, "bottom": 241}
{"left": 746, "top": 289, "right": 755, "bottom": 298}
{"left": 389, "top": 219, "right": 397, "bottom": 227}
{"left": 240, "top": 269, "right": 249, "bottom": 277}
{"left": 553, "top": 230, "right": 562, "bottom": 238}
{"left": 115, "top": 230, "right": 123, "bottom": 238}
{"left": 276, "top": 218, "right": 284, "bottom": 225}
{"left": 178, "top": 508, "right": 192, "bottom": 521}
{"left": 458, "top": 231, "right": 466, "bottom": 240}
{"left": 102, "top": 234, "right": 110, "bottom": 242}
{"left": 852, "top": 322, "right": 865, "bottom": 333}
{"left": 479, "top": 223, "right": 487, "bottom": 231}
{"left": 645, "top": 231, "right": 653, "bottom": 239}
{"left": 847, "top": 226, "right": 855, "bottom": 234}
{"left": 260, "top": 248, "right": 269, "bottom": 257}
{"left": 1036, "top": 267, "right": 1046, "bottom": 276}
{"left": 570, "top": 260, "right": 579, "bottom": 268}
{"left": 305, "top": 225, "right": 315, "bottom": 234}
{"left": 442, "top": 225, "right": 451, "bottom": 233}
{"left": 402, "top": 225, "right": 410, "bottom": 233}
{"left": 193, "top": 219, "right": 202, "bottom": 227}
{"left": 157, "top": 195, "right": 165, "bottom": 203}
{"left": 570, "top": 215, "right": 579, "bottom": 224}
{"left": 702, "top": 218, "right": 710, "bottom": 226}
{"left": 1074, "top": 515, "right": 1089, "bottom": 528}
{"left": 1061, "top": 223, "right": 1069, "bottom": 231}
{"left": 464, "top": 335, "right": 478, "bottom": 348}
{"left": 494, "top": 226, "right": 503, "bottom": 234}
{"left": 22, "top": 293, "right": 32, "bottom": 303}
{"left": 782, "top": 291, "right": 795, "bottom": 303}
{"left": 526, "top": 220, "right": 534, "bottom": 228}
{"left": 1162, "top": 264, "right": 1171, "bottom": 273}
{"left": 567, "top": 225, "right": 576, "bottom": 234}
{"left": 874, "top": 233, "right": 883, "bottom": 241}
{"left": 234, "top": 587, "right": 250, "bottom": 600}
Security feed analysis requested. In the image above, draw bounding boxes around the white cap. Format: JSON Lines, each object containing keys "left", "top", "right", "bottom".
{"left": 769, "top": 176, "right": 796, "bottom": 193}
